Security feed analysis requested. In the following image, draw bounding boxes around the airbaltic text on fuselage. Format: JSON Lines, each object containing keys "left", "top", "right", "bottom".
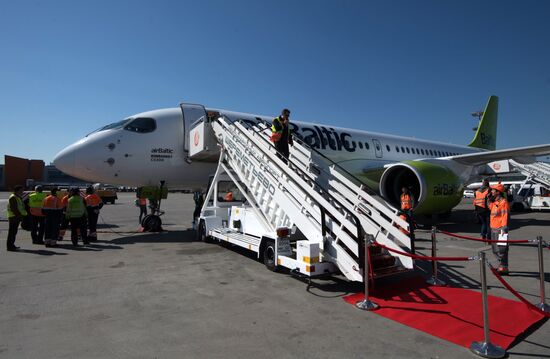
{"left": 239, "top": 119, "right": 357, "bottom": 152}
{"left": 150, "top": 148, "right": 174, "bottom": 162}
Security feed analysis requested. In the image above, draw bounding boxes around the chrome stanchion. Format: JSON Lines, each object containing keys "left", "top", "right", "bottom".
{"left": 356, "top": 234, "right": 379, "bottom": 311}
{"left": 427, "top": 226, "right": 446, "bottom": 286}
{"left": 536, "top": 236, "right": 550, "bottom": 312}
{"left": 470, "top": 251, "right": 505, "bottom": 358}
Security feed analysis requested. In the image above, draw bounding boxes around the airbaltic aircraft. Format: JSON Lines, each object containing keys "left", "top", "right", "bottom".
{"left": 53, "top": 96, "right": 550, "bottom": 215}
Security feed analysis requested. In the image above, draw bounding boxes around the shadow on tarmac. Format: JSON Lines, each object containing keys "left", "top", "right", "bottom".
{"left": 108, "top": 229, "right": 198, "bottom": 245}
{"left": 17, "top": 248, "right": 68, "bottom": 256}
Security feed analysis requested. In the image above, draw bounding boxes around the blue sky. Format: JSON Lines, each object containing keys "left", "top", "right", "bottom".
{"left": 1, "top": 0, "right": 549, "bottom": 164}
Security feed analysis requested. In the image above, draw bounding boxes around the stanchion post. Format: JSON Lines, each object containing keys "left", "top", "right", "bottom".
{"left": 427, "top": 226, "right": 446, "bottom": 286}
{"left": 536, "top": 236, "right": 550, "bottom": 312}
{"left": 470, "top": 251, "right": 505, "bottom": 358}
{"left": 356, "top": 234, "right": 379, "bottom": 311}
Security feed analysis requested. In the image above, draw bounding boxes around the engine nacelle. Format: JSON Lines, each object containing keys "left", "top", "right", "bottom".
{"left": 379, "top": 161, "right": 464, "bottom": 215}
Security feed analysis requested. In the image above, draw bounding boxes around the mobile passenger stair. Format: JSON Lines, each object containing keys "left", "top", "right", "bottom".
{"left": 191, "top": 116, "right": 413, "bottom": 282}
{"left": 509, "top": 160, "right": 550, "bottom": 189}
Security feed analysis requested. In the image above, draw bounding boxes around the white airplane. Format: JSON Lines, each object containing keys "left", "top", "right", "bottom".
{"left": 53, "top": 96, "right": 550, "bottom": 215}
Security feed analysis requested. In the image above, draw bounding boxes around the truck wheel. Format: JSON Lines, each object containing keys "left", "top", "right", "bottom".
{"left": 262, "top": 239, "right": 278, "bottom": 272}
{"left": 198, "top": 220, "right": 212, "bottom": 243}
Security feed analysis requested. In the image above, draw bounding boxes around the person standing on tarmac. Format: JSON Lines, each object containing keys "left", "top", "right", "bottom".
{"left": 489, "top": 183, "right": 511, "bottom": 275}
{"left": 28, "top": 185, "right": 47, "bottom": 245}
{"left": 85, "top": 186, "right": 103, "bottom": 241}
{"left": 271, "top": 108, "right": 293, "bottom": 162}
{"left": 65, "top": 188, "right": 89, "bottom": 246}
{"left": 473, "top": 179, "right": 492, "bottom": 240}
{"left": 58, "top": 190, "right": 70, "bottom": 241}
{"left": 136, "top": 189, "right": 147, "bottom": 225}
{"left": 6, "top": 185, "right": 27, "bottom": 251}
{"left": 192, "top": 191, "right": 204, "bottom": 230}
{"left": 42, "top": 188, "right": 62, "bottom": 247}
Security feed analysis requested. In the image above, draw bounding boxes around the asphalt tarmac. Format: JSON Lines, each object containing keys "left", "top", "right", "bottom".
{"left": 0, "top": 192, "right": 548, "bottom": 359}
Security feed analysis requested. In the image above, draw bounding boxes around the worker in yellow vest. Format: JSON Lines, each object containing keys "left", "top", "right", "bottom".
{"left": 43, "top": 188, "right": 62, "bottom": 247}
{"left": 473, "top": 179, "right": 492, "bottom": 239}
{"left": 271, "top": 108, "right": 293, "bottom": 162}
{"left": 28, "top": 185, "right": 47, "bottom": 245}
{"left": 66, "top": 188, "right": 89, "bottom": 246}
{"left": 489, "top": 184, "right": 511, "bottom": 275}
{"left": 6, "top": 185, "right": 28, "bottom": 251}
{"left": 85, "top": 186, "right": 103, "bottom": 241}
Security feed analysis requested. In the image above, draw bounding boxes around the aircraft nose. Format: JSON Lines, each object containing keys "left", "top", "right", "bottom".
{"left": 53, "top": 146, "right": 77, "bottom": 177}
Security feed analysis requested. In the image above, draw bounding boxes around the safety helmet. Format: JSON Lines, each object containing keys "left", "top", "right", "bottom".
{"left": 491, "top": 184, "right": 506, "bottom": 194}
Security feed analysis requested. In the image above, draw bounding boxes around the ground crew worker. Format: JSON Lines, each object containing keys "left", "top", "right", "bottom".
{"left": 136, "top": 188, "right": 148, "bottom": 225}
{"left": 85, "top": 186, "right": 103, "bottom": 241}
{"left": 6, "top": 185, "right": 27, "bottom": 251}
{"left": 65, "top": 188, "right": 89, "bottom": 246}
{"left": 271, "top": 108, "right": 293, "bottom": 161}
{"left": 223, "top": 190, "right": 234, "bottom": 202}
{"left": 58, "top": 190, "right": 70, "bottom": 241}
{"left": 28, "top": 185, "right": 47, "bottom": 244}
{"left": 400, "top": 186, "right": 415, "bottom": 250}
{"left": 192, "top": 191, "right": 204, "bottom": 230}
{"left": 473, "top": 179, "right": 492, "bottom": 239}
{"left": 489, "top": 183, "right": 510, "bottom": 275}
{"left": 43, "top": 188, "right": 62, "bottom": 247}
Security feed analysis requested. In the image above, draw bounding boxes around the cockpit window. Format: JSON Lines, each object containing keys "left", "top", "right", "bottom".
{"left": 87, "top": 119, "right": 129, "bottom": 136}
{"left": 124, "top": 117, "right": 156, "bottom": 133}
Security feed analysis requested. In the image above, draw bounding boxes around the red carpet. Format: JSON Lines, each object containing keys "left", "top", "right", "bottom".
{"left": 343, "top": 277, "right": 545, "bottom": 349}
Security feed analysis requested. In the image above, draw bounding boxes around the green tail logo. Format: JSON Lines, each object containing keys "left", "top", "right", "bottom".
{"left": 468, "top": 95, "right": 498, "bottom": 151}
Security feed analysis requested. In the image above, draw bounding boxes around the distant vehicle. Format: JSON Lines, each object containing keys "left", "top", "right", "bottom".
{"left": 463, "top": 189, "right": 475, "bottom": 198}
{"left": 92, "top": 183, "right": 118, "bottom": 204}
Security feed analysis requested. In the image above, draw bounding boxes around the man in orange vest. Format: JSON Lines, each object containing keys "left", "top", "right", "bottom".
{"left": 43, "top": 188, "right": 62, "bottom": 247}
{"left": 473, "top": 179, "right": 492, "bottom": 239}
{"left": 489, "top": 183, "right": 511, "bottom": 275}
{"left": 223, "top": 190, "right": 234, "bottom": 202}
{"left": 58, "top": 191, "right": 70, "bottom": 241}
{"left": 400, "top": 186, "right": 415, "bottom": 250}
{"left": 85, "top": 186, "right": 103, "bottom": 241}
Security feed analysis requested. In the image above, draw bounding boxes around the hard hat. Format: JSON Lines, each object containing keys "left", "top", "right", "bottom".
{"left": 35, "top": 185, "right": 43, "bottom": 191}
{"left": 491, "top": 184, "right": 506, "bottom": 193}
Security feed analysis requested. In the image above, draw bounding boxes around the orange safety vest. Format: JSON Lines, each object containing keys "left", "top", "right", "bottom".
{"left": 61, "top": 195, "right": 69, "bottom": 209}
{"left": 473, "top": 188, "right": 489, "bottom": 208}
{"left": 85, "top": 194, "right": 102, "bottom": 207}
{"left": 490, "top": 198, "right": 509, "bottom": 229}
{"left": 138, "top": 198, "right": 147, "bottom": 206}
{"left": 400, "top": 193, "right": 413, "bottom": 210}
{"left": 224, "top": 192, "right": 234, "bottom": 201}
{"left": 43, "top": 195, "right": 60, "bottom": 210}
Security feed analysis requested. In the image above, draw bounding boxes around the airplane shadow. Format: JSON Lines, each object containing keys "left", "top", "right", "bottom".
{"left": 108, "top": 229, "right": 198, "bottom": 245}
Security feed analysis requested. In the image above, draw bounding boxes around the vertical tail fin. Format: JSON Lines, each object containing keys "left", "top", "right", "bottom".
{"left": 468, "top": 95, "right": 498, "bottom": 151}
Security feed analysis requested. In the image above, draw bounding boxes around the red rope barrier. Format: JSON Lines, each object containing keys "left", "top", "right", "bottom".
{"left": 488, "top": 265, "right": 550, "bottom": 318}
{"left": 373, "top": 242, "right": 472, "bottom": 261}
{"left": 438, "top": 229, "right": 530, "bottom": 244}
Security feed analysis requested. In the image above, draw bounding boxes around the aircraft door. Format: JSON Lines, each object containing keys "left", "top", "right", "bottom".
{"left": 372, "top": 139, "right": 383, "bottom": 158}
{"left": 180, "top": 103, "right": 207, "bottom": 153}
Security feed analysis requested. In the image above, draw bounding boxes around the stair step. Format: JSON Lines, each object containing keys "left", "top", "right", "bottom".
{"left": 370, "top": 254, "right": 396, "bottom": 269}
{"left": 373, "top": 265, "right": 411, "bottom": 278}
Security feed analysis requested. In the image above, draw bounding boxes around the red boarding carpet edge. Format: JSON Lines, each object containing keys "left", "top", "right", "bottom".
{"left": 343, "top": 277, "right": 545, "bottom": 349}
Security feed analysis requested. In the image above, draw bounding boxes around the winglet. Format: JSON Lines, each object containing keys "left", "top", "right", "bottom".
{"left": 468, "top": 96, "right": 498, "bottom": 151}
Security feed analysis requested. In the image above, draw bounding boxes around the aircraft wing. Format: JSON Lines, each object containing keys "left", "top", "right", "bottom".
{"left": 449, "top": 144, "right": 550, "bottom": 166}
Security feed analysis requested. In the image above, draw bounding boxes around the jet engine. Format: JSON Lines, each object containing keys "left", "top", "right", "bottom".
{"left": 379, "top": 161, "right": 464, "bottom": 215}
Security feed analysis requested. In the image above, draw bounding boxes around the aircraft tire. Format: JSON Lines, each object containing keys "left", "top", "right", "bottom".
{"left": 142, "top": 214, "right": 162, "bottom": 232}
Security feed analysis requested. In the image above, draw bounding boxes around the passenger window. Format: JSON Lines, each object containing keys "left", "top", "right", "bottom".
{"left": 217, "top": 181, "right": 245, "bottom": 202}
{"left": 401, "top": 146, "right": 405, "bottom": 153}
{"left": 406, "top": 147, "right": 410, "bottom": 154}
{"left": 365, "top": 142, "right": 370, "bottom": 150}
{"left": 386, "top": 145, "right": 391, "bottom": 152}
{"left": 396, "top": 146, "right": 400, "bottom": 152}
{"left": 421, "top": 149, "right": 425, "bottom": 155}
{"left": 359, "top": 142, "right": 363, "bottom": 149}
{"left": 124, "top": 117, "right": 156, "bottom": 133}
